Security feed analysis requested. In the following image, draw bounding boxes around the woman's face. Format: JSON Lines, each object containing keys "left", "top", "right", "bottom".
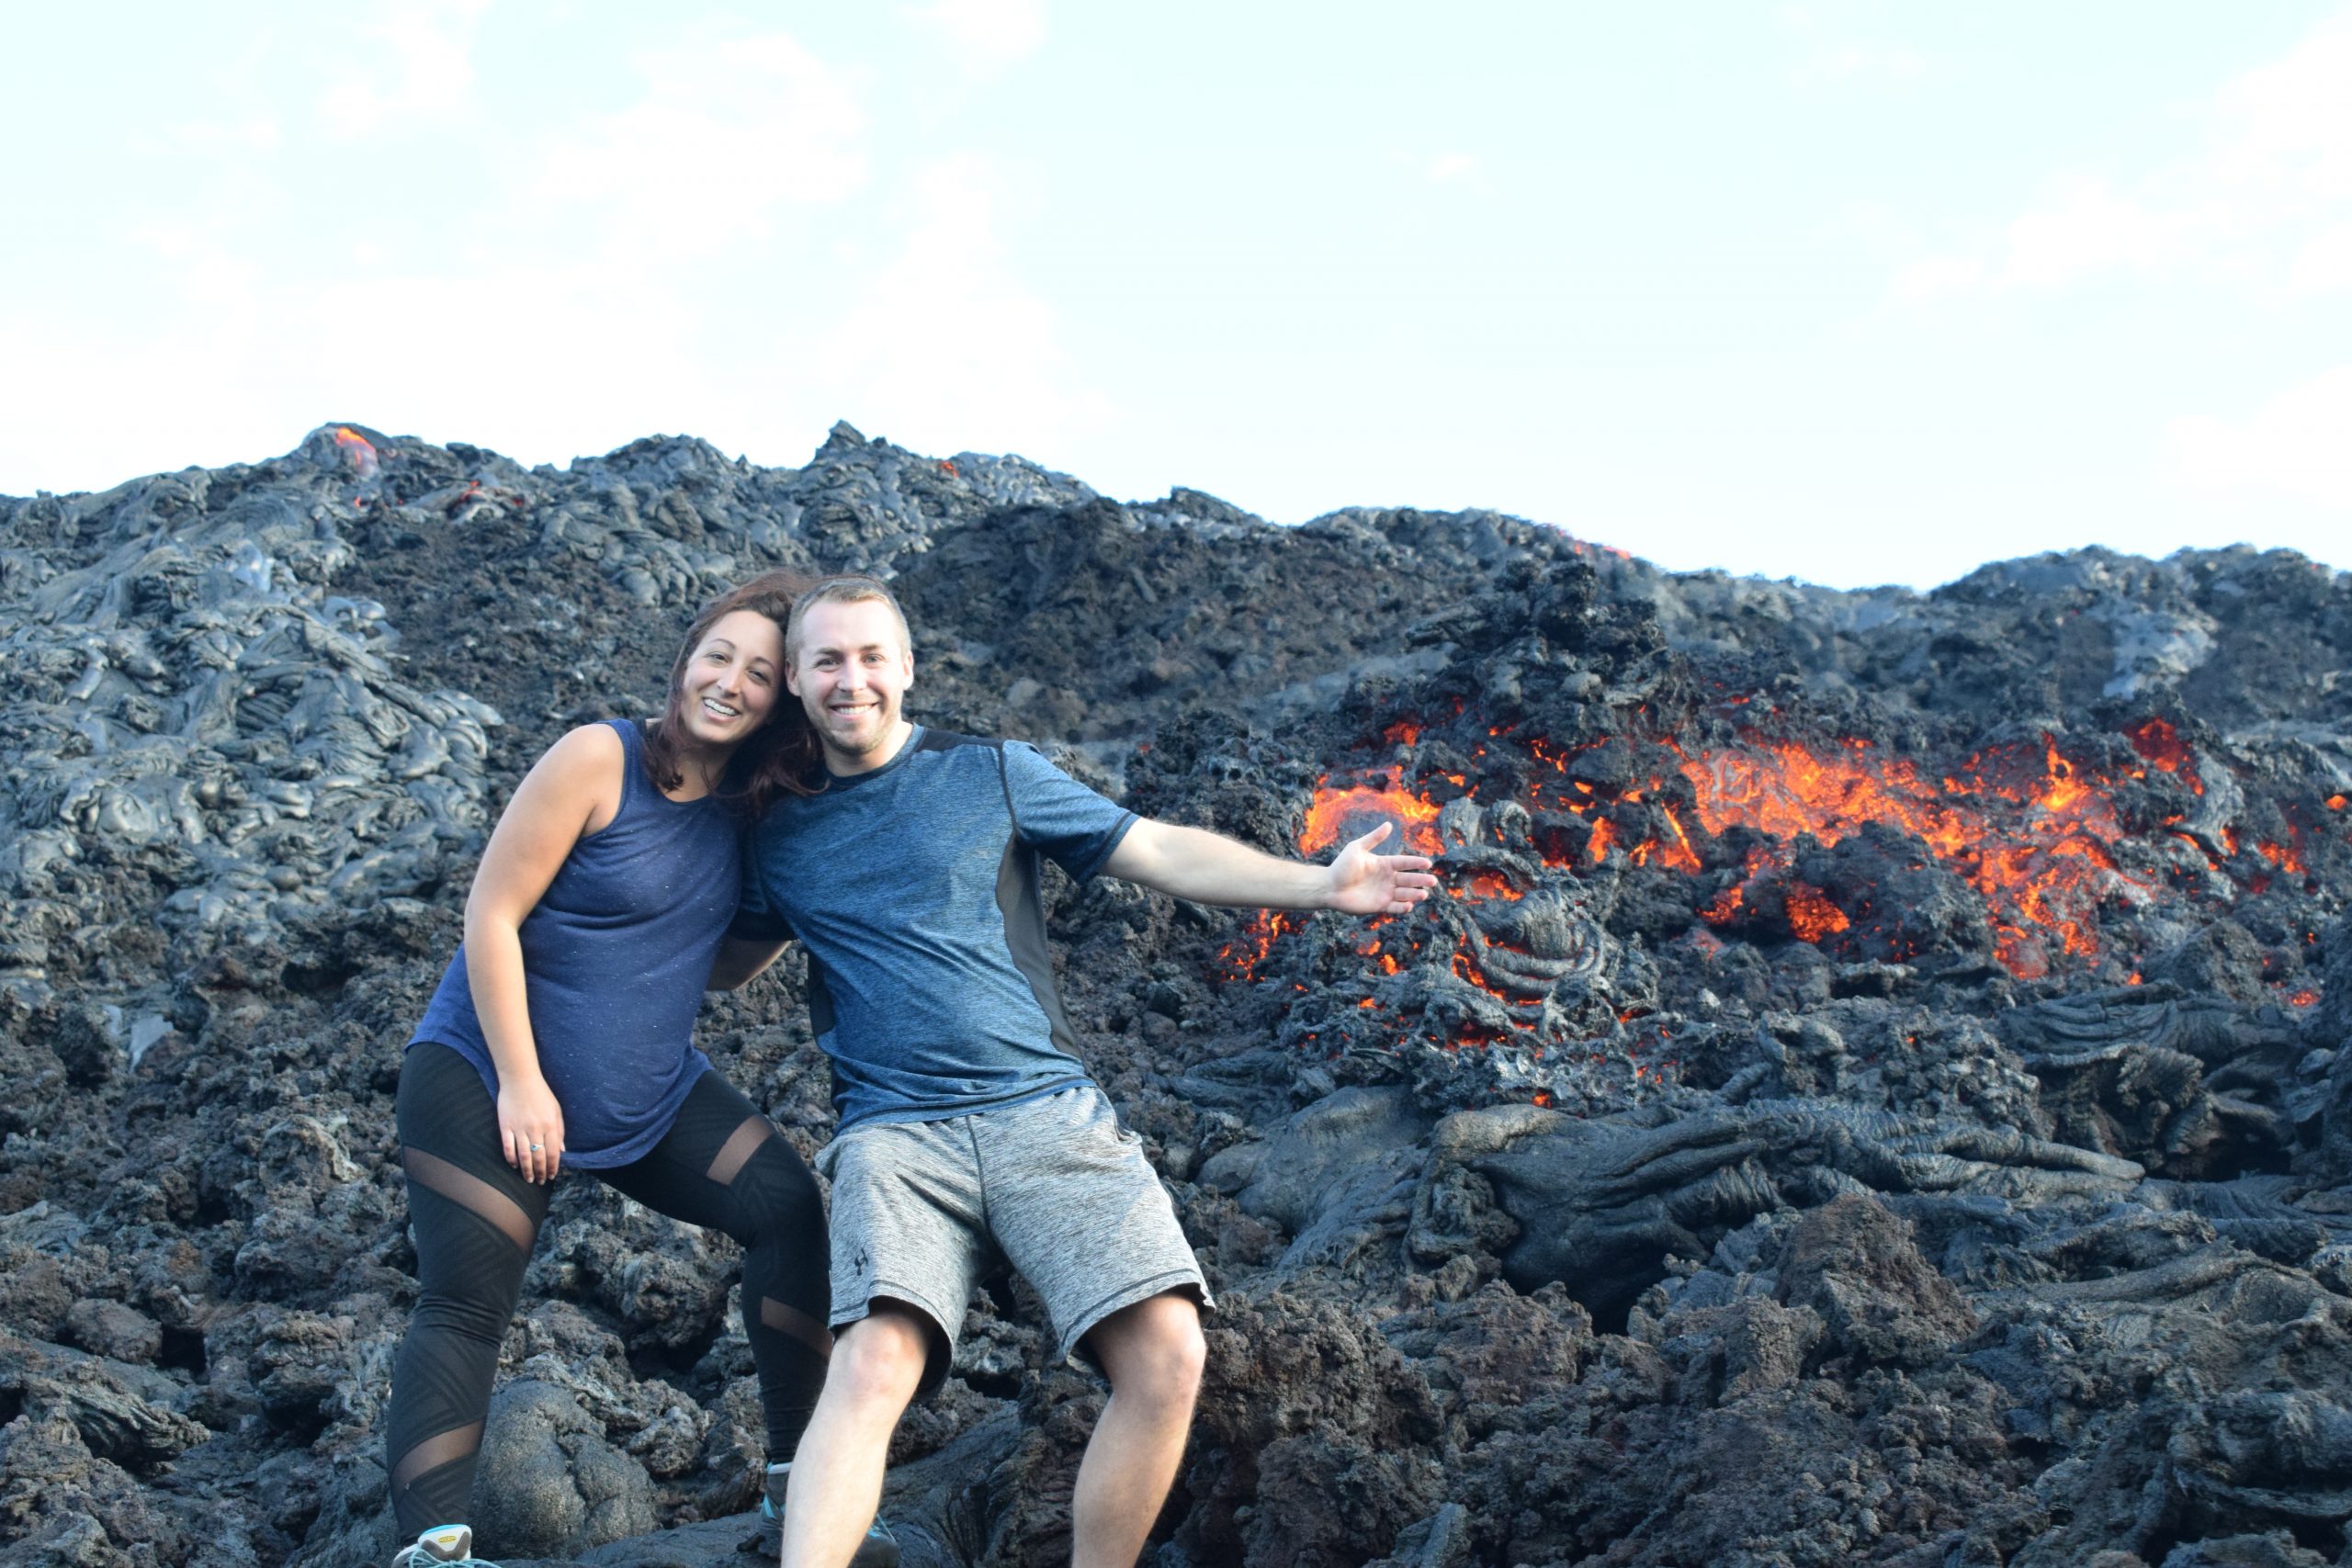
{"left": 676, "top": 608, "right": 786, "bottom": 752}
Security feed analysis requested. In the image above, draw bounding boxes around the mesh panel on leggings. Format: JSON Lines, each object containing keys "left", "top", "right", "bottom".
{"left": 391, "top": 1420, "right": 482, "bottom": 1495}
{"left": 760, "top": 1294, "right": 834, "bottom": 1360}
{"left": 402, "top": 1146, "right": 535, "bottom": 1254}
{"left": 704, "top": 1115, "right": 775, "bottom": 1187}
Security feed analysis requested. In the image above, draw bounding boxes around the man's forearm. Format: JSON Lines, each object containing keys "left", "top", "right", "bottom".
{"left": 1109, "top": 822, "right": 1333, "bottom": 909}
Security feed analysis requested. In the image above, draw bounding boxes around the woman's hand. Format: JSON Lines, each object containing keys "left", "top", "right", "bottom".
{"left": 498, "top": 1075, "right": 567, "bottom": 1184}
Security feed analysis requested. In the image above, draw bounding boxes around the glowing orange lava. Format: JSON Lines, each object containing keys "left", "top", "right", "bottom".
{"left": 1463, "top": 871, "right": 1523, "bottom": 901}
{"left": 1219, "top": 911, "right": 1299, "bottom": 975}
{"left": 1230, "top": 711, "right": 2280, "bottom": 1012}
{"left": 1299, "top": 768, "right": 1442, "bottom": 856}
{"left": 1657, "top": 806, "right": 1702, "bottom": 873}
{"left": 1678, "top": 734, "right": 2133, "bottom": 976}
{"left": 1783, "top": 881, "right": 1850, "bottom": 942}
{"left": 2257, "top": 839, "right": 2307, "bottom": 875}
{"left": 2127, "top": 718, "right": 2198, "bottom": 789}
{"left": 334, "top": 426, "right": 380, "bottom": 479}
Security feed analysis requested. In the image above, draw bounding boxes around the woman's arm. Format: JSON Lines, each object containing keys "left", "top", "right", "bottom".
{"left": 707, "top": 934, "right": 790, "bottom": 990}
{"left": 463, "top": 723, "right": 625, "bottom": 1183}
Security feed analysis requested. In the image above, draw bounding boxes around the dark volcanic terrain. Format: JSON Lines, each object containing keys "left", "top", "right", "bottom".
{"left": 4, "top": 422, "right": 2351, "bottom": 1568}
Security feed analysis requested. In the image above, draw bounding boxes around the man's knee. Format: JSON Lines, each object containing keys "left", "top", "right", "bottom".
{"left": 1096, "top": 1294, "right": 1206, "bottom": 1404}
{"left": 830, "top": 1304, "right": 933, "bottom": 1410}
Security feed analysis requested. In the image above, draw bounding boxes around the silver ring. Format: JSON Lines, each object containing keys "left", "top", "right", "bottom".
{"left": 529, "top": 1143, "right": 544, "bottom": 1151}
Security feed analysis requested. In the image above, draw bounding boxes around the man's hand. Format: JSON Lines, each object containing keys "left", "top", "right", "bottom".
{"left": 1324, "top": 822, "right": 1438, "bottom": 915}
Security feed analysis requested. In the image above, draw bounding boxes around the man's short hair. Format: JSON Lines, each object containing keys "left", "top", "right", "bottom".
{"left": 786, "top": 574, "right": 913, "bottom": 663}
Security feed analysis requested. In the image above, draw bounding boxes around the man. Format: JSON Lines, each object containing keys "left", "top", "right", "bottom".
{"left": 716, "top": 576, "right": 1435, "bottom": 1568}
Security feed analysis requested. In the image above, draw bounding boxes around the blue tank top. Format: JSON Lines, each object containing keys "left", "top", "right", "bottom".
{"left": 410, "top": 719, "right": 737, "bottom": 1168}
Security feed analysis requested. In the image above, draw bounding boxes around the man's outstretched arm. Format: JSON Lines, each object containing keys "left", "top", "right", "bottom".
{"left": 1101, "top": 818, "right": 1437, "bottom": 915}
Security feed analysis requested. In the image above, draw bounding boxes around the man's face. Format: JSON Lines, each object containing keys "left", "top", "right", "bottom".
{"left": 786, "top": 597, "right": 915, "bottom": 771}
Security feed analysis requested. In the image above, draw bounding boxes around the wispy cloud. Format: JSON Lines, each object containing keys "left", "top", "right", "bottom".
{"left": 1776, "top": 6, "right": 1923, "bottom": 87}
{"left": 2170, "top": 364, "right": 2352, "bottom": 510}
{"left": 1894, "top": 9, "right": 2352, "bottom": 299}
{"left": 317, "top": 0, "right": 492, "bottom": 139}
{"left": 804, "top": 152, "right": 1106, "bottom": 453}
{"left": 1425, "top": 152, "right": 1480, "bottom": 186}
{"left": 903, "top": 0, "right": 1047, "bottom": 72}
{"left": 526, "top": 33, "right": 870, "bottom": 262}
{"left": 1896, "top": 175, "right": 2189, "bottom": 299}
{"left": 164, "top": 116, "right": 281, "bottom": 152}
{"left": 1792, "top": 43, "right": 1922, "bottom": 86}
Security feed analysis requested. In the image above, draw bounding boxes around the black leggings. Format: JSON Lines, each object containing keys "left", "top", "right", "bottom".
{"left": 384, "top": 1043, "right": 831, "bottom": 1536}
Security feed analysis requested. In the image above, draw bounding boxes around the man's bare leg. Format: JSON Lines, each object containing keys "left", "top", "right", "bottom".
{"left": 1069, "top": 1292, "right": 1206, "bottom": 1568}
{"left": 781, "top": 1306, "right": 929, "bottom": 1568}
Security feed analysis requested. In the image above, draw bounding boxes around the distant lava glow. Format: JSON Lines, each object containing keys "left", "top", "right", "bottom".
{"left": 334, "top": 426, "right": 380, "bottom": 479}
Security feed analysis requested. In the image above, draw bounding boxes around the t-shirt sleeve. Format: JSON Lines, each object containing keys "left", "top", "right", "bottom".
{"left": 727, "top": 820, "right": 796, "bottom": 942}
{"left": 1001, "top": 741, "right": 1136, "bottom": 881}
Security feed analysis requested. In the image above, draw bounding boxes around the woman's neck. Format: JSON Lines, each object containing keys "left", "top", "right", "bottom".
{"left": 668, "top": 739, "right": 735, "bottom": 802}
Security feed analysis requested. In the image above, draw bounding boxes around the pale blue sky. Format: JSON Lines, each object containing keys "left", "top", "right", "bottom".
{"left": 4, "top": 3, "right": 2347, "bottom": 588}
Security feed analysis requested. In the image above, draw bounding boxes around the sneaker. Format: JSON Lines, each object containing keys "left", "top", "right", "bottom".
{"left": 759, "top": 1468, "right": 902, "bottom": 1567}
{"left": 390, "top": 1523, "right": 498, "bottom": 1566}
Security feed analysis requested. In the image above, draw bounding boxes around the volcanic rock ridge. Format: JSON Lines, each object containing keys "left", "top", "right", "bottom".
{"left": 3, "top": 421, "right": 2351, "bottom": 1568}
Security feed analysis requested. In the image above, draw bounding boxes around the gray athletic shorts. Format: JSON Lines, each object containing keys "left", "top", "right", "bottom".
{"left": 816, "top": 1084, "right": 1213, "bottom": 1395}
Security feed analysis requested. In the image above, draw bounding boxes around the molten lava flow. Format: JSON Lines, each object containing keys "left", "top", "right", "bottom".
{"left": 2127, "top": 718, "right": 2199, "bottom": 789}
{"left": 1299, "top": 768, "right": 1442, "bottom": 856}
{"left": 1219, "top": 911, "right": 1299, "bottom": 979}
{"left": 1657, "top": 806, "right": 1702, "bottom": 873}
{"left": 1783, "top": 881, "right": 1849, "bottom": 942}
{"left": 1233, "top": 706, "right": 2283, "bottom": 1053}
{"left": 1453, "top": 949, "right": 1538, "bottom": 1007}
{"left": 334, "top": 427, "right": 380, "bottom": 479}
{"left": 2257, "top": 839, "right": 2306, "bottom": 875}
{"left": 1680, "top": 734, "right": 2135, "bottom": 976}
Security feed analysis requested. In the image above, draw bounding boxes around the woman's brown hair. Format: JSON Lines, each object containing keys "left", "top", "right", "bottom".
{"left": 643, "top": 570, "right": 823, "bottom": 815}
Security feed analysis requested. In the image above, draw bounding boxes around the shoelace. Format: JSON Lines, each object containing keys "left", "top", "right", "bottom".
{"left": 391, "top": 1526, "right": 498, "bottom": 1568}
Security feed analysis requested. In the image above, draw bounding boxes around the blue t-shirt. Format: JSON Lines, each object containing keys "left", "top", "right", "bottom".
{"left": 411, "top": 719, "right": 727, "bottom": 1168}
{"left": 731, "top": 726, "right": 1136, "bottom": 1132}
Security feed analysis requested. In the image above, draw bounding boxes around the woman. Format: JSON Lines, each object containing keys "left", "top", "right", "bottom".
{"left": 384, "top": 571, "right": 832, "bottom": 1568}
